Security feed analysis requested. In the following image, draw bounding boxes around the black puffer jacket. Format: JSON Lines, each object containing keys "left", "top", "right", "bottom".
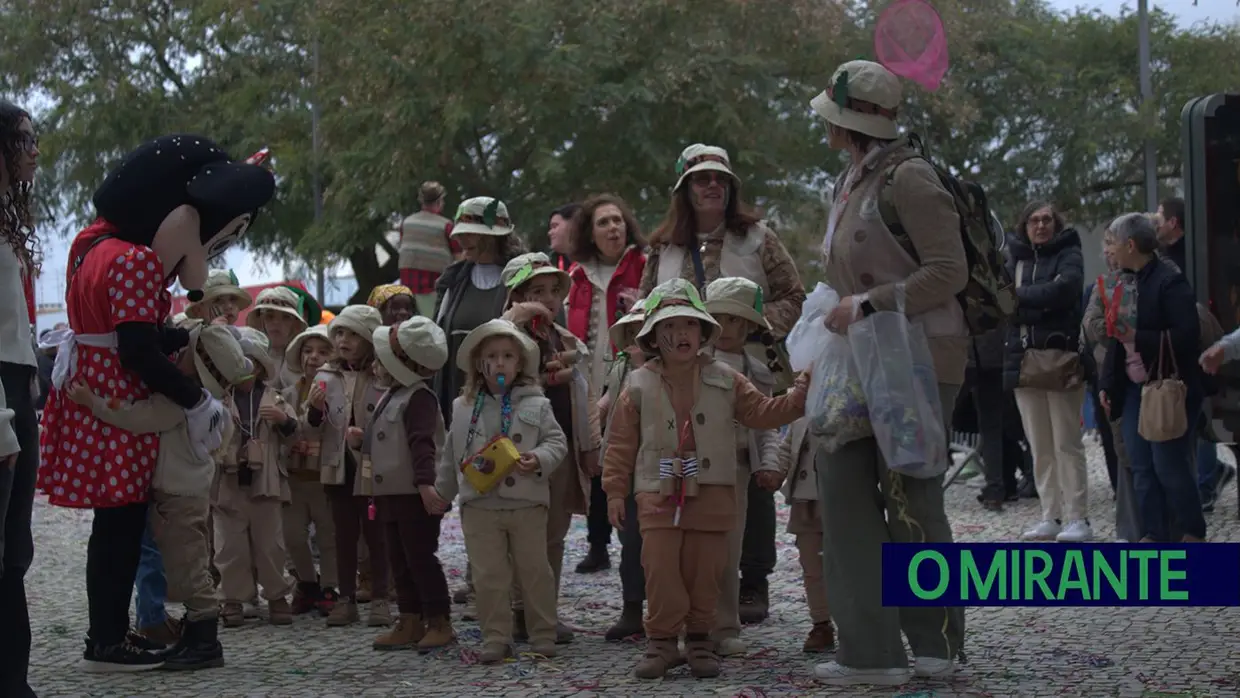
{"left": 1003, "top": 227, "right": 1085, "bottom": 390}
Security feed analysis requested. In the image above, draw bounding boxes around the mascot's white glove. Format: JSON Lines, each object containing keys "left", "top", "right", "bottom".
{"left": 185, "top": 389, "right": 228, "bottom": 462}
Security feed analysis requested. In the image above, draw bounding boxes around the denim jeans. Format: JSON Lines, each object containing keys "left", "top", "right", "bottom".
{"left": 134, "top": 521, "right": 169, "bottom": 628}
{"left": 1120, "top": 387, "right": 1207, "bottom": 541}
{"left": 1195, "top": 418, "right": 1222, "bottom": 500}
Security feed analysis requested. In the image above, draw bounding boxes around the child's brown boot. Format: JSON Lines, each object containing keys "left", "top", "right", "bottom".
{"left": 367, "top": 599, "right": 393, "bottom": 627}
{"left": 417, "top": 616, "right": 456, "bottom": 653}
{"left": 479, "top": 643, "right": 512, "bottom": 664}
{"left": 356, "top": 573, "right": 373, "bottom": 603}
{"left": 803, "top": 621, "right": 835, "bottom": 653}
{"left": 373, "top": 613, "right": 424, "bottom": 651}
{"left": 291, "top": 582, "right": 320, "bottom": 615}
{"left": 326, "top": 598, "right": 359, "bottom": 627}
{"left": 685, "top": 633, "right": 721, "bottom": 678}
{"left": 268, "top": 598, "right": 294, "bottom": 625}
{"left": 634, "top": 638, "right": 683, "bottom": 679}
{"left": 221, "top": 602, "right": 245, "bottom": 628}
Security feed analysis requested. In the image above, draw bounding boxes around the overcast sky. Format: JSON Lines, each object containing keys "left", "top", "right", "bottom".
{"left": 30, "top": 0, "right": 1240, "bottom": 322}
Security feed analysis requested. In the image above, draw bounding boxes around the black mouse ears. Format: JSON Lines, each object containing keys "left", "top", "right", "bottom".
{"left": 93, "top": 134, "right": 275, "bottom": 244}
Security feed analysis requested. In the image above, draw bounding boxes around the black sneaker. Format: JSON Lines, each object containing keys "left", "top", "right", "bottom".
{"left": 574, "top": 547, "right": 611, "bottom": 574}
{"left": 81, "top": 637, "right": 165, "bottom": 673}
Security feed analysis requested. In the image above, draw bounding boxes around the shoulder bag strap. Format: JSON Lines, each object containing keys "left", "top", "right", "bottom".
{"left": 688, "top": 243, "right": 707, "bottom": 292}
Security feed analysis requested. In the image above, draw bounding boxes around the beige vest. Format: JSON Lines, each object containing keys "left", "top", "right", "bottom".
{"left": 627, "top": 359, "right": 739, "bottom": 493}
{"left": 447, "top": 386, "right": 558, "bottom": 508}
{"left": 398, "top": 210, "right": 454, "bottom": 274}
{"left": 780, "top": 418, "right": 818, "bottom": 502}
{"left": 367, "top": 381, "right": 444, "bottom": 497}
{"left": 219, "top": 385, "right": 292, "bottom": 502}
{"left": 284, "top": 380, "right": 325, "bottom": 475}
{"left": 314, "top": 364, "right": 383, "bottom": 493}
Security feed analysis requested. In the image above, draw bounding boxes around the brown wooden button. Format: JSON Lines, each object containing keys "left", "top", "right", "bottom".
{"left": 701, "top": 458, "right": 711, "bottom": 470}
{"left": 799, "top": 470, "right": 808, "bottom": 480}
{"left": 504, "top": 476, "right": 516, "bottom": 487}
{"left": 512, "top": 433, "right": 523, "bottom": 444}
{"left": 367, "top": 404, "right": 375, "bottom": 412}
{"left": 859, "top": 272, "right": 874, "bottom": 288}
{"left": 854, "top": 229, "right": 867, "bottom": 243}
{"left": 376, "top": 431, "right": 385, "bottom": 441}
{"left": 695, "top": 413, "right": 705, "bottom": 425}
{"left": 375, "top": 474, "right": 384, "bottom": 484}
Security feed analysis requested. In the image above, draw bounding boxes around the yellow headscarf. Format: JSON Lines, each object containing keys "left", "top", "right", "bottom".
{"left": 367, "top": 284, "right": 414, "bottom": 310}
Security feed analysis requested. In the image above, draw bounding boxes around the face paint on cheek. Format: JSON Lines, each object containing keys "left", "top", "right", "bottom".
{"left": 658, "top": 333, "right": 676, "bottom": 354}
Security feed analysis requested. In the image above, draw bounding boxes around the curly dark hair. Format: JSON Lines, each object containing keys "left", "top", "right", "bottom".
{"left": 569, "top": 194, "right": 646, "bottom": 264}
{"left": 0, "top": 100, "right": 38, "bottom": 272}
{"left": 648, "top": 175, "right": 762, "bottom": 248}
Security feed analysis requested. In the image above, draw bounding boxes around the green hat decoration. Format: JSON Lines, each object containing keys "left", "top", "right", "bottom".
{"left": 280, "top": 284, "right": 322, "bottom": 326}
{"left": 482, "top": 198, "right": 501, "bottom": 228}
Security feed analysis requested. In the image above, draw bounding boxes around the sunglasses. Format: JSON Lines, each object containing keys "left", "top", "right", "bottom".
{"left": 689, "top": 172, "right": 729, "bottom": 186}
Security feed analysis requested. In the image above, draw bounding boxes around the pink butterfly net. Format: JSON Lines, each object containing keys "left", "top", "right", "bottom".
{"left": 874, "top": 0, "right": 949, "bottom": 92}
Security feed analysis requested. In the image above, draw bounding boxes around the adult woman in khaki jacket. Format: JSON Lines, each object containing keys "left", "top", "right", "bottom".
{"left": 810, "top": 60, "right": 966, "bottom": 688}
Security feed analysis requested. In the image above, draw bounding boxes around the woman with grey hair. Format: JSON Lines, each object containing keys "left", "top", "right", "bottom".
{"left": 1098, "top": 212, "right": 1206, "bottom": 542}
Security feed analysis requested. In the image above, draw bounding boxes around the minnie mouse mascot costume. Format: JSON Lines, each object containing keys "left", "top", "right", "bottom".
{"left": 38, "top": 135, "right": 275, "bottom": 671}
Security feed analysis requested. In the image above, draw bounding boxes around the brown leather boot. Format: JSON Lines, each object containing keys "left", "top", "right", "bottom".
{"left": 326, "top": 598, "right": 359, "bottom": 627}
{"left": 139, "top": 617, "right": 181, "bottom": 647}
{"left": 268, "top": 598, "right": 294, "bottom": 625}
{"left": 221, "top": 602, "right": 245, "bottom": 628}
{"left": 373, "top": 613, "right": 424, "bottom": 651}
{"left": 417, "top": 616, "right": 456, "bottom": 653}
{"left": 634, "top": 638, "right": 684, "bottom": 679}
{"left": 356, "top": 573, "right": 373, "bottom": 603}
{"left": 802, "top": 621, "right": 835, "bottom": 653}
{"left": 684, "top": 633, "right": 721, "bottom": 678}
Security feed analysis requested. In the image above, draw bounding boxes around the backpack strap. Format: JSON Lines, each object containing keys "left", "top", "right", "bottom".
{"left": 875, "top": 153, "right": 924, "bottom": 262}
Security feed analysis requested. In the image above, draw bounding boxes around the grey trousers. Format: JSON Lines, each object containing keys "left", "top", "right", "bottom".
{"left": 816, "top": 383, "right": 965, "bottom": 670}
{"left": 1110, "top": 418, "right": 1142, "bottom": 542}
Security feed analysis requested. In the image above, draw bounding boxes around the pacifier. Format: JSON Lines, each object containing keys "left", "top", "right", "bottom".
{"left": 496, "top": 374, "right": 507, "bottom": 390}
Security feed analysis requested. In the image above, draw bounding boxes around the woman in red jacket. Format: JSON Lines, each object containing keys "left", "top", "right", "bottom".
{"left": 563, "top": 194, "right": 645, "bottom": 578}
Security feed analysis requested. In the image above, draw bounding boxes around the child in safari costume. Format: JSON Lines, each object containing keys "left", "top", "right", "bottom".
{"left": 66, "top": 324, "right": 252, "bottom": 671}
{"left": 702, "top": 277, "right": 783, "bottom": 657}
{"left": 601, "top": 279, "right": 808, "bottom": 680}
{"left": 282, "top": 324, "right": 340, "bottom": 615}
{"left": 500, "top": 252, "right": 602, "bottom": 644}
{"left": 776, "top": 417, "right": 835, "bottom": 652}
{"left": 184, "top": 269, "right": 251, "bottom": 325}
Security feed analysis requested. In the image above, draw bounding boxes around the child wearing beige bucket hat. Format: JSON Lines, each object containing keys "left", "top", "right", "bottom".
{"left": 64, "top": 324, "right": 251, "bottom": 670}
{"left": 365, "top": 317, "right": 457, "bottom": 652}
{"left": 214, "top": 326, "right": 298, "bottom": 629}
{"left": 425, "top": 318, "right": 568, "bottom": 664}
{"left": 306, "top": 304, "right": 393, "bottom": 627}
{"left": 701, "top": 277, "right": 784, "bottom": 658}
{"left": 247, "top": 286, "right": 311, "bottom": 390}
{"left": 600, "top": 278, "right": 809, "bottom": 680}
{"left": 279, "top": 323, "right": 340, "bottom": 616}
{"left": 499, "top": 252, "right": 602, "bottom": 644}
{"left": 185, "top": 269, "right": 251, "bottom": 325}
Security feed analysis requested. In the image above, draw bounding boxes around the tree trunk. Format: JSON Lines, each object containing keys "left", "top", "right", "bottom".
{"left": 347, "top": 247, "right": 400, "bottom": 305}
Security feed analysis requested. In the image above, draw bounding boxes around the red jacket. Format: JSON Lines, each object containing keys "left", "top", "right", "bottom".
{"left": 566, "top": 246, "right": 646, "bottom": 348}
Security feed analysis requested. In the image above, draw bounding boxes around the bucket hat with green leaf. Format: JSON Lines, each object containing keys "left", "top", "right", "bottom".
{"left": 609, "top": 298, "right": 647, "bottom": 350}
{"left": 452, "top": 196, "right": 515, "bottom": 237}
{"left": 704, "top": 277, "right": 771, "bottom": 331}
{"left": 501, "top": 252, "right": 571, "bottom": 309}
{"left": 636, "top": 278, "right": 721, "bottom": 354}
{"left": 672, "top": 143, "right": 740, "bottom": 193}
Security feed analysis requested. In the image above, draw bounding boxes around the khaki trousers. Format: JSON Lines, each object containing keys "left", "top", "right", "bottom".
{"left": 1014, "top": 386, "right": 1089, "bottom": 522}
{"left": 513, "top": 456, "right": 575, "bottom": 611}
{"left": 283, "top": 477, "right": 338, "bottom": 587}
{"left": 213, "top": 475, "right": 294, "bottom": 603}
{"left": 712, "top": 461, "right": 750, "bottom": 642}
{"left": 149, "top": 491, "right": 218, "bottom": 621}
{"left": 643, "top": 527, "right": 729, "bottom": 639}
{"left": 461, "top": 505, "right": 557, "bottom": 646}
{"left": 795, "top": 531, "right": 831, "bottom": 624}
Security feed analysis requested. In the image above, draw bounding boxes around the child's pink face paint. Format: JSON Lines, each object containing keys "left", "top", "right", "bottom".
{"left": 654, "top": 317, "right": 702, "bottom": 363}
{"left": 478, "top": 336, "right": 522, "bottom": 393}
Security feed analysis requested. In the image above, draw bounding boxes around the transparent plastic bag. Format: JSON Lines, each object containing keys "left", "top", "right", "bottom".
{"left": 847, "top": 285, "right": 947, "bottom": 478}
{"left": 805, "top": 330, "right": 872, "bottom": 451}
{"left": 787, "top": 283, "right": 840, "bottom": 372}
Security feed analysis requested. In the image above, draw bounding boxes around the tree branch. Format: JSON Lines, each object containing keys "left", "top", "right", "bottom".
{"left": 1081, "top": 168, "right": 1179, "bottom": 195}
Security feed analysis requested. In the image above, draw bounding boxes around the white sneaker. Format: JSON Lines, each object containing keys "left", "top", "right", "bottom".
{"left": 1020, "top": 520, "right": 1061, "bottom": 541}
{"left": 813, "top": 660, "right": 911, "bottom": 686}
{"left": 243, "top": 600, "right": 263, "bottom": 619}
{"left": 913, "top": 656, "right": 955, "bottom": 677}
{"left": 715, "top": 636, "right": 748, "bottom": 657}
{"left": 1056, "top": 520, "right": 1094, "bottom": 542}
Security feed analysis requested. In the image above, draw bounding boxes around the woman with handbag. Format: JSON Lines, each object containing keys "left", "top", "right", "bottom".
{"left": 1004, "top": 201, "right": 1091, "bottom": 542}
{"left": 1098, "top": 213, "right": 1206, "bottom": 543}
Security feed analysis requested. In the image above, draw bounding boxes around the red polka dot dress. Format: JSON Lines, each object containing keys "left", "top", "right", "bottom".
{"left": 39, "top": 236, "right": 169, "bottom": 509}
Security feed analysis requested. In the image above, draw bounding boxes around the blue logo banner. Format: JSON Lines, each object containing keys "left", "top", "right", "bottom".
{"left": 881, "top": 543, "right": 1240, "bottom": 607}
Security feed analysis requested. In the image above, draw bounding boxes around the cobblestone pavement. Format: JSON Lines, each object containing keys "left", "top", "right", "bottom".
{"left": 24, "top": 440, "right": 1240, "bottom": 697}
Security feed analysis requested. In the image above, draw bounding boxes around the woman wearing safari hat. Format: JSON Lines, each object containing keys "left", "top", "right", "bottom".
{"left": 185, "top": 269, "right": 251, "bottom": 325}
{"left": 432, "top": 196, "right": 528, "bottom": 426}
{"left": 638, "top": 143, "right": 806, "bottom": 625}
{"left": 809, "top": 58, "right": 967, "bottom": 686}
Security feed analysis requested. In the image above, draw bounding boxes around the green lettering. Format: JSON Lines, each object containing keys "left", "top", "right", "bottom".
{"left": 1058, "top": 550, "right": 1090, "bottom": 601}
{"left": 1129, "top": 550, "right": 1158, "bottom": 600}
{"left": 1023, "top": 550, "right": 1055, "bottom": 600}
{"left": 1091, "top": 550, "right": 1126, "bottom": 600}
{"left": 1010, "top": 546, "right": 1020, "bottom": 600}
{"left": 1159, "top": 551, "right": 1188, "bottom": 601}
{"left": 908, "top": 551, "right": 949, "bottom": 600}
{"left": 961, "top": 550, "right": 1005, "bottom": 600}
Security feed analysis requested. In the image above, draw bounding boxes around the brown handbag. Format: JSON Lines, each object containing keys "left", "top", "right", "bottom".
{"left": 1138, "top": 331, "right": 1188, "bottom": 443}
{"left": 1013, "top": 260, "right": 1082, "bottom": 391}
